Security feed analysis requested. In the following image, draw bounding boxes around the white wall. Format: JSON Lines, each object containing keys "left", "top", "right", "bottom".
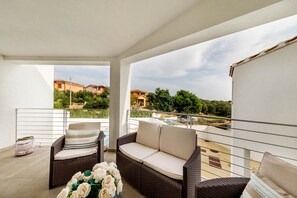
{"left": 231, "top": 42, "right": 297, "bottom": 176}
{"left": 0, "top": 61, "right": 53, "bottom": 149}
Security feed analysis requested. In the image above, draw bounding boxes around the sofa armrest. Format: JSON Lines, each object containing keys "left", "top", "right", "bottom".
{"left": 116, "top": 132, "right": 137, "bottom": 151}
{"left": 195, "top": 177, "right": 250, "bottom": 198}
{"left": 97, "top": 131, "right": 105, "bottom": 162}
{"left": 183, "top": 146, "right": 201, "bottom": 198}
{"left": 51, "top": 135, "right": 65, "bottom": 157}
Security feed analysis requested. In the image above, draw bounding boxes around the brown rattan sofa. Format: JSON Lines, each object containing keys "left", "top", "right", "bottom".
{"left": 195, "top": 177, "right": 250, "bottom": 198}
{"left": 49, "top": 122, "right": 104, "bottom": 189}
{"left": 117, "top": 121, "right": 201, "bottom": 198}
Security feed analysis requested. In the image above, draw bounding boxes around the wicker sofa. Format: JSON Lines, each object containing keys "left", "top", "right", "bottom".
{"left": 117, "top": 121, "right": 201, "bottom": 198}
{"left": 49, "top": 122, "right": 104, "bottom": 189}
{"left": 195, "top": 177, "right": 250, "bottom": 198}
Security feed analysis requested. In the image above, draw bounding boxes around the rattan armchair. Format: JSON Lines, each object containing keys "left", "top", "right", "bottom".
{"left": 49, "top": 122, "right": 104, "bottom": 189}
{"left": 195, "top": 177, "right": 250, "bottom": 198}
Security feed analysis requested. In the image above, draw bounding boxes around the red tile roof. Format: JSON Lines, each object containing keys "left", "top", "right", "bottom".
{"left": 229, "top": 36, "right": 297, "bottom": 77}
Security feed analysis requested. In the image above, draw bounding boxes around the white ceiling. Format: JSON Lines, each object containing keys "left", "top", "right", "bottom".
{"left": 0, "top": 0, "right": 199, "bottom": 57}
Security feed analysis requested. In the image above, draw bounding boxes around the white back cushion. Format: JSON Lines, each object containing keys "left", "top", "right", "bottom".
{"left": 136, "top": 121, "right": 161, "bottom": 150}
{"left": 65, "top": 129, "right": 99, "bottom": 149}
{"left": 160, "top": 125, "right": 196, "bottom": 160}
{"left": 259, "top": 152, "right": 297, "bottom": 197}
{"left": 68, "top": 122, "right": 101, "bottom": 130}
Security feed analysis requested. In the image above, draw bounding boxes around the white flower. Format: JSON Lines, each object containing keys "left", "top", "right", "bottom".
{"left": 110, "top": 184, "right": 117, "bottom": 197}
{"left": 66, "top": 178, "right": 78, "bottom": 189}
{"left": 56, "top": 187, "right": 69, "bottom": 198}
{"left": 93, "top": 162, "right": 109, "bottom": 171}
{"left": 107, "top": 166, "right": 121, "bottom": 180}
{"left": 117, "top": 180, "right": 123, "bottom": 195}
{"left": 70, "top": 190, "right": 80, "bottom": 198}
{"left": 109, "top": 162, "right": 117, "bottom": 168}
{"left": 77, "top": 182, "right": 91, "bottom": 198}
{"left": 98, "top": 188, "right": 110, "bottom": 198}
{"left": 93, "top": 168, "right": 107, "bottom": 183}
{"left": 72, "top": 171, "right": 83, "bottom": 180}
{"left": 102, "top": 175, "right": 115, "bottom": 189}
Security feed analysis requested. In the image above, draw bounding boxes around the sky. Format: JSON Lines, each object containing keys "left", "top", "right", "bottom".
{"left": 55, "top": 15, "right": 297, "bottom": 101}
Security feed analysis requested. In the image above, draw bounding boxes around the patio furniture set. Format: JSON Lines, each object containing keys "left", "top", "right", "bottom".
{"left": 49, "top": 121, "right": 297, "bottom": 198}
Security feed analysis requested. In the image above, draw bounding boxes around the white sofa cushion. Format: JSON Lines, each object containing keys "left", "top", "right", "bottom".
{"left": 119, "top": 142, "right": 158, "bottom": 163}
{"left": 160, "top": 125, "right": 196, "bottom": 160}
{"left": 143, "top": 151, "right": 186, "bottom": 180}
{"left": 259, "top": 152, "right": 297, "bottom": 197}
{"left": 54, "top": 147, "right": 97, "bottom": 160}
{"left": 136, "top": 121, "right": 161, "bottom": 150}
{"left": 68, "top": 122, "right": 101, "bottom": 130}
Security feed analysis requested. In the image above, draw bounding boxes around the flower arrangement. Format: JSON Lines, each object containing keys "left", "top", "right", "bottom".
{"left": 57, "top": 162, "right": 123, "bottom": 198}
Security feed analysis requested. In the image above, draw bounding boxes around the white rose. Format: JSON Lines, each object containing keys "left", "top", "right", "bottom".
{"left": 67, "top": 178, "right": 78, "bottom": 189}
{"left": 109, "top": 184, "right": 116, "bottom": 197}
{"left": 102, "top": 175, "right": 115, "bottom": 189}
{"left": 56, "top": 187, "right": 69, "bottom": 198}
{"left": 72, "top": 171, "right": 83, "bottom": 180}
{"left": 93, "top": 162, "right": 109, "bottom": 171}
{"left": 117, "top": 180, "right": 123, "bottom": 195}
{"left": 113, "top": 171, "right": 121, "bottom": 180}
{"left": 109, "top": 162, "right": 117, "bottom": 168}
{"left": 98, "top": 188, "right": 110, "bottom": 198}
{"left": 107, "top": 167, "right": 120, "bottom": 179}
{"left": 93, "top": 168, "right": 107, "bottom": 183}
{"left": 77, "top": 182, "right": 91, "bottom": 198}
{"left": 70, "top": 190, "right": 80, "bottom": 198}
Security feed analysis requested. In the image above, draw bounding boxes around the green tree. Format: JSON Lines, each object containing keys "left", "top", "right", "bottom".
{"left": 173, "top": 90, "right": 202, "bottom": 114}
{"left": 147, "top": 88, "right": 173, "bottom": 112}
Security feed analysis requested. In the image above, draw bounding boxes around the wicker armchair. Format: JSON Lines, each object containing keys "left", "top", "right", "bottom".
{"left": 195, "top": 177, "right": 250, "bottom": 198}
{"left": 49, "top": 122, "right": 104, "bottom": 189}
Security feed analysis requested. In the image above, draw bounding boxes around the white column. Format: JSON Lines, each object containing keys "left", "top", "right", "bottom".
{"left": 109, "top": 59, "right": 131, "bottom": 150}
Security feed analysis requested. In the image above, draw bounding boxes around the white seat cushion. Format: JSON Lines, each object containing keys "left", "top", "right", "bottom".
{"left": 119, "top": 142, "right": 158, "bottom": 163}
{"left": 54, "top": 147, "right": 97, "bottom": 160}
{"left": 143, "top": 151, "right": 186, "bottom": 180}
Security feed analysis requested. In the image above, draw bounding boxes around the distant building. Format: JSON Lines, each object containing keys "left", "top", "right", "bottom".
{"left": 86, "top": 85, "right": 105, "bottom": 95}
{"left": 54, "top": 80, "right": 84, "bottom": 93}
{"left": 131, "top": 89, "right": 148, "bottom": 108}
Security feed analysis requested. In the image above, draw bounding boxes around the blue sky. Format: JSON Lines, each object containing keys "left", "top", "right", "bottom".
{"left": 55, "top": 15, "right": 297, "bottom": 101}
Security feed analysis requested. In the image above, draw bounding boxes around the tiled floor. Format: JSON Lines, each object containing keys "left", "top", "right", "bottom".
{"left": 0, "top": 147, "right": 144, "bottom": 198}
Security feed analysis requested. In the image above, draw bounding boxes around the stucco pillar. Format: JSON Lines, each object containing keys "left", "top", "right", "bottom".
{"left": 109, "top": 59, "right": 131, "bottom": 150}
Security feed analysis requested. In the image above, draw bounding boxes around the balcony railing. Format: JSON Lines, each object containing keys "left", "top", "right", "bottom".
{"left": 127, "top": 109, "right": 297, "bottom": 180}
{"left": 16, "top": 108, "right": 110, "bottom": 146}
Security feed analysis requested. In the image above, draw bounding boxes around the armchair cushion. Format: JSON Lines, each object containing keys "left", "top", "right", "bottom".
{"left": 136, "top": 121, "right": 161, "bottom": 150}
{"left": 241, "top": 172, "right": 293, "bottom": 198}
{"left": 64, "top": 129, "right": 100, "bottom": 149}
{"left": 143, "top": 151, "right": 186, "bottom": 180}
{"left": 160, "top": 125, "right": 196, "bottom": 160}
{"left": 259, "top": 152, "right": 297, "bottom": 197}
{"left": 54, "top": 147, "right": 97, "bottom": 160}
{"left": 119, "top": 142, "right": 158, "bottom": 163}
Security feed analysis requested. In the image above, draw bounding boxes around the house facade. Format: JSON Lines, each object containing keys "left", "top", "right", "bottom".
{"left": 54, "top": 80, "right": 84, "bottom": 93}
{"left": 230, "top": 36, "right": 297, "bottom": 176}
{"left": 131, "top": 89, "right": 148, "bottom": 108}
{"left": 86, "top": 85, "right": 105, "bottom": 95}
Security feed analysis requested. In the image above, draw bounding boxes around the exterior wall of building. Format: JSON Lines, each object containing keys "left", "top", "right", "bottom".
{"left": 231, "top": 42, "right": 297, "bottom": 176}
{"left": 0, "top": 62, "right": 53, "bottom": 149}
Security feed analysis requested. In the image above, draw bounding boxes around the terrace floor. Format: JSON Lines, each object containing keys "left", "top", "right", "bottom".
{"left": 0, "top": 147, "right": 144, "bottom": 198}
